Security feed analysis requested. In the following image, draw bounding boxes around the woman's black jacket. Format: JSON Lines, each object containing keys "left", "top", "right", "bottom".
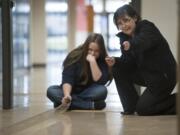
{"left": 115, "top": 20, "right": 176, "bottom": 82}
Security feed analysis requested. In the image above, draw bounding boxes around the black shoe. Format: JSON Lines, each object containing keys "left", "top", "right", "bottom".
{"left": 163, "top": 104, "right": 176, "bottom": 115}
{"left": 94, "top": 101, "right": 106, "bottom": 110}
{"left": 120, "top": 111, "right": 134, "bottom": 115}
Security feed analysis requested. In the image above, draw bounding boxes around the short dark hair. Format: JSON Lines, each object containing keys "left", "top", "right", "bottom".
{"left": 113, "top": 4, "right": 141, "bottom": 29}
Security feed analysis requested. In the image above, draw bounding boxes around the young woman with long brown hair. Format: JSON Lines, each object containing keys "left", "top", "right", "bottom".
{"left": 47, "top": 33, "right": 112, "bottom": 110}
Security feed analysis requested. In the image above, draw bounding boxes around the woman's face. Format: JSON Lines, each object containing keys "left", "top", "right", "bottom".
{"left": 117, "top": 15, "right": 137, "bottom": 36}
{"left": 88, "top": 42, "right": 100, "bottom": 59}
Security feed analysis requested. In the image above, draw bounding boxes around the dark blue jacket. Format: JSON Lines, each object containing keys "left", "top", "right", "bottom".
{"left": 61, "top": 60, "right": 109, "bottom": 93}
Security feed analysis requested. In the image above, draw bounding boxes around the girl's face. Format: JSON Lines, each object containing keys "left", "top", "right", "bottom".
{"left": 117, "top": 15, "right": 137, "bottom": 36}
{"left": 88, "top": 42, "right": 100, "bottom": 59}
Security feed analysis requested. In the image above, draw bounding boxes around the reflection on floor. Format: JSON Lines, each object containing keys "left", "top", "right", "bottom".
{"left": 0, "top": 53, "right": 178, "bottom": 135}
{"left": 0, "top": 111, "right": 177, "bottom": 135}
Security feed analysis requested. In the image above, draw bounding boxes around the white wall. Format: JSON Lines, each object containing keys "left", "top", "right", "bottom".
{"left": 141, "top": 0, "right": 178, "bottom": 60}
{"left": 141, "top": 0, "right": 178, "bottom": 93}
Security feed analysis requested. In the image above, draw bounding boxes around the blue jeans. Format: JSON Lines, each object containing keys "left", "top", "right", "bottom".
{"left": 47, "top": 84, "right": 107, "bottom": 110}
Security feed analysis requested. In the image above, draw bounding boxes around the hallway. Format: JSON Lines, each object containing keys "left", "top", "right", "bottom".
{"left": 0, "top": 0, "right": 179, "bottom": 134}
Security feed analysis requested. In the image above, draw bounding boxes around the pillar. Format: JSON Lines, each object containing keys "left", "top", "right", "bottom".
{"left": 30, "top": 0, "right": 46, "bottom": 67}
{"left": 67, "top": 0, "right": 77, "bottom": 52}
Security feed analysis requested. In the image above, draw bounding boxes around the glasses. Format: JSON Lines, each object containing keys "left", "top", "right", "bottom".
{"left": 117, "top": 17, "right": 133, "bottom": 29}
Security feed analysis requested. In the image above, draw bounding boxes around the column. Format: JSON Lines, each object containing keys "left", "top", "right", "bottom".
{"left": 2, "top": 0, "right": 13, "bottom": 109}
{"left": 67, "top": 0, "right": 77, "bottom": 52}
{"left": 30, "top": 0, "right": 46, "bottom": 67}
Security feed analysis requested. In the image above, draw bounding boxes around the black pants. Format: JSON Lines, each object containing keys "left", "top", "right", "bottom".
{"left": 112, "top": 62, "right": 177, "bottom": 116}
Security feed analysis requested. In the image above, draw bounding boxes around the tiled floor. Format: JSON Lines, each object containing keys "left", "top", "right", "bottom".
{"left": 0, "top": 53, "right": 178, "bottom": 135}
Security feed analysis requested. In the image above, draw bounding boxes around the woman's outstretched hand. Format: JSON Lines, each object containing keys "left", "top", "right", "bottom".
{"left": 62, "top": 95, "right": 72, "bottom": 106}
{"left": 105, "top": 56, "right": 115, "bottom": 67}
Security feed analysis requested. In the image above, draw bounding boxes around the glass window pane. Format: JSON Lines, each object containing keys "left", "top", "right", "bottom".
{"left": 90, "top": 0, "right": 103, "bottom": 13}
{"left": 94, "top": 14, "right": 108, "bottom": 46}
{"left": 92, "top": 0, "right": 131, "bottom": 52}
{"left": 46, "top": 1, "right": 68, "bottom": 55}
{"left": 12, "top": 0, "right": 30, "bottom": 69}
{"left": 45, "top": 1, "right": 67, "bottom": 12}
{"left": 108, "top": 13, "right": 120, "bottom": 50}
{"left": 106, "top": 0, "right": 131, "bottom": 12}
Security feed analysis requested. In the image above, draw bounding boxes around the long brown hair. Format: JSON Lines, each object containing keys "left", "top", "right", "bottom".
{"left": 63, "top": 33, "right": 112, "bottom": 85}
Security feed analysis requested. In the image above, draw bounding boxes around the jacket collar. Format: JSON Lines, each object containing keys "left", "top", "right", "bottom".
{"left": 116, "top": 32, "right": 129, "bottom": 38}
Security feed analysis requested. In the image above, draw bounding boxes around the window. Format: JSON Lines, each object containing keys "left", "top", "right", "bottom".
{"left": 12, "top": 0, "right": 30, "bottom": 68}
{"left": 92, "top": 0, "right": 131, "bottom": 51}
{"left": 46, "top": 0, "right": 68, "bottom": 53}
